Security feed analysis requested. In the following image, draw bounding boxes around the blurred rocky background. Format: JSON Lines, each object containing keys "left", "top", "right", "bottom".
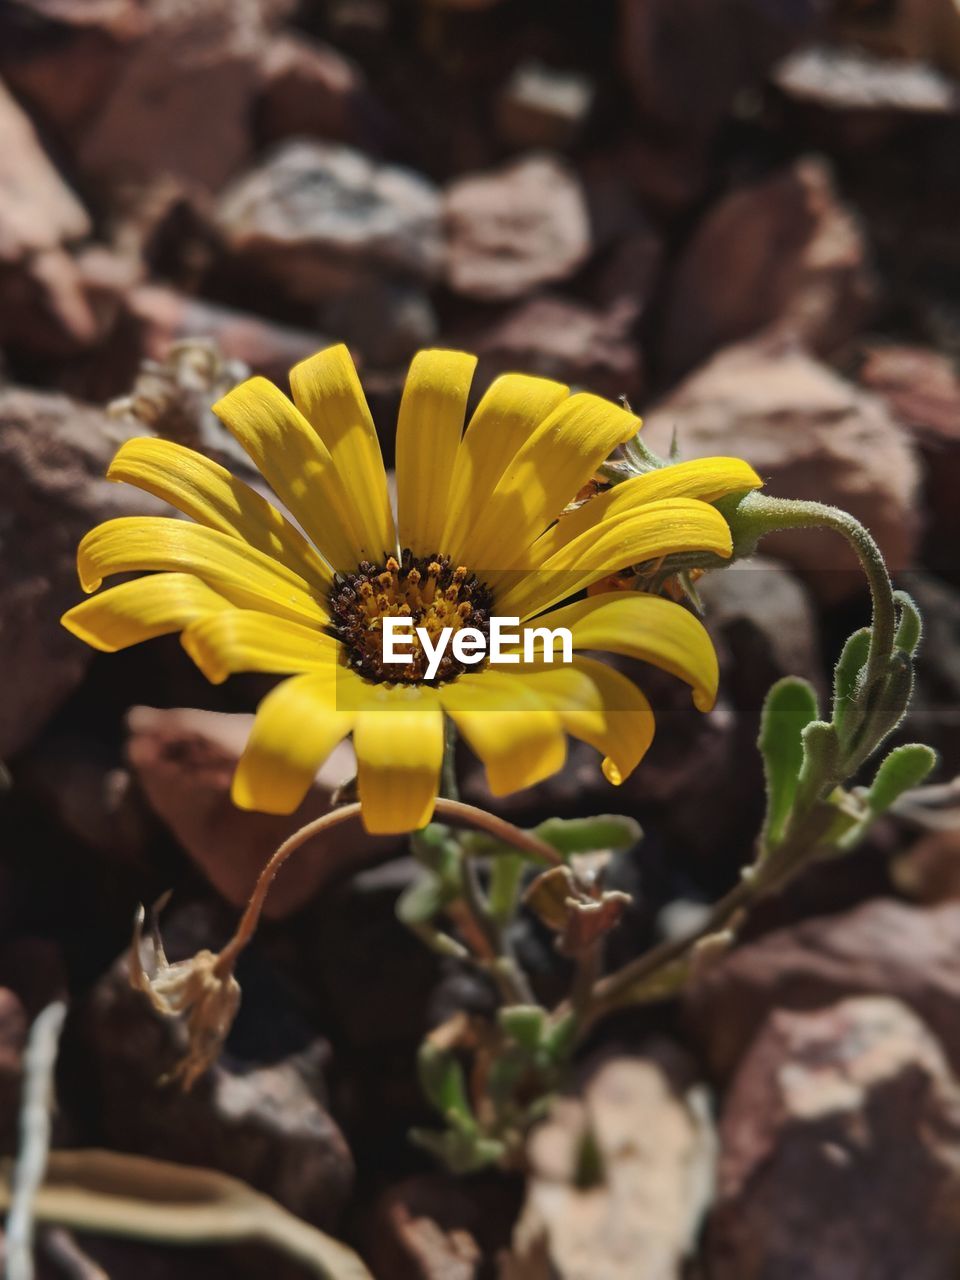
{"left": 2, "top": 0, "right": 960, "bottom": 1276}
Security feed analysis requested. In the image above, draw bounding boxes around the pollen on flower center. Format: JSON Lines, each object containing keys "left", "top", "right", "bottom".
{"left": 329, "top": 550, "right": 494, "bottom": 684}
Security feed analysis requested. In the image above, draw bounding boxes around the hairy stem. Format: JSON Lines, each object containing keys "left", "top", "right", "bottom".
{"left": 214, "top": 798, "right": 562, "bottom": 978}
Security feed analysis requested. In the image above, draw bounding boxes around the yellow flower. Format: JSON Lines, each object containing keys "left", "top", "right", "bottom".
{"left": 62, "top": 346, "right": 761, "bottom": 834}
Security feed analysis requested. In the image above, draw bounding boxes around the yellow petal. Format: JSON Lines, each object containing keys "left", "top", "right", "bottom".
{"left": 61, "top": 573, "right": 232, "bottom": 652}
{"left": 441, "top": 373, "right": 568, "bottom": 563}
{"left": 212, "top": 375, "right": 365, "bottom": 572}
{"left": 182, "top": 611, "right": 340, "bottom": 684}
{"left": 513, "top": 591, "right": 720, "bottom": 712}
{"left": 557, "top": 656, "right": 655, "bottom": 785}
{"left": 530, "top": 456, "right": 762, "bottom": 565}
{"left": 232, "top": 673, "right": 353, "bottom": 814}
{"left": 351, "top": 683, "right": 444, "bottom": 834}
{"left": 496, "top": 498, "right": 733, "bottom": 621}
{"left": 396, "top": 349, "right": 477, "bottom": 556}
{"left": 108, "top": 437, "right": 332, "bottom": 589}
{"left": 77, "top": 517, "right": 328, "bottom": 627}
{"left": 439, "top": 670, "right": 566, "bottom": 796}
{"left": 289, "top": 344, "right": 397, "bottom": 562}
{"left": 463, "top": 392, "right": 641, "bottom": 571}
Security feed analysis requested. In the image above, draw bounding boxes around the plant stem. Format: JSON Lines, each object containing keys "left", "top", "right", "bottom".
{"left": 214, "top": 798, "right": 562, "bottom": 978}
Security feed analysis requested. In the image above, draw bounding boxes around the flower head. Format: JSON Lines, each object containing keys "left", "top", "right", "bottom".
{"left": 62, "top": 346, "right": 760, "bottom": 833}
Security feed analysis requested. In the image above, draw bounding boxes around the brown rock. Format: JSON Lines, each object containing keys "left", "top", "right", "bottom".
{"left": 832, "top": 0, "right": 960, "bottom": 78}
{"left": 0, "top": 389, "right": 166, "bottom": 759}
{"left": 618, "top": 0, "right": 823, "bottom": 138}
{"left": 661, "top": 159, "right": 875, "bottom": 378}
{"left": 73, "top": 0, "right": 291, "bottom": 191}
{"left": 708, "top": 997, "right": 960, "bottom": 1280}
{"left": 503, "top": 1046, "right": 716, "bottom": 1280}
{"left": 495, "top": 61, "right": 594, "bottom": 151}
{"left": 0, "top": 79, "right": 97, "bottom": 355}
{"left": 217, "top": 140, "right": 443, "bottom": 300}
{"left": 67, "top": 930, "right": 353, "bottom": 1230}
{"left": 370, "top": 1175, "right": 518, "bottom": 1280}
{"left": 255, "top": 33, "right": 370, "bottom": 146}
{"left": 857, "top": 343, "right": 960, "bottom": 580}
{"left": 126, "top": 706, "right": 400, "bottom": 919}
{"left": 444, "top": 154, "right": 591, "bottom": 302}
{"left": 893, "top": 830, "right": 960, "bottom": 905}
{"left": 642, "top": 339, "right": 921, "bottom": 599}
{"left": 127, "top": 283, "right": 325, "bottom": 383}
{"left": 687, "top": 897, "right": 960, "bottom": 1081}
{"left": 469, "top": 295, "right": 644, "bottom": 402}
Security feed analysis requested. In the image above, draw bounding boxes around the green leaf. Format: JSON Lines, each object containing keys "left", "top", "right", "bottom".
{"left": 832, "top": 627, "right": 870, "bottom": 740}
{"left": 893, "top": 590, "right": 923, "bottom": 655}
{"left": 860, "top": 652, "right": 914, "bottom": 755}
{"left": 488, "top": 853, "right": 525, "bottom": 925}
{"left": 533, "top": 814, "right": 642, "bottom": 856}
{"left": 867, "top": 744, "right": 937, "bottom": 814}
{"left": 759, "top": 677, "right": 819, "bottom": 846}
{"left": 396, "top": 874, "right": 445, "bottom": 927}
{"left": 498, "top": 1005, "right": 546, "bottom": 1053}
{"left": 417, "top": 1043, "right": 472, "bottom": 1124}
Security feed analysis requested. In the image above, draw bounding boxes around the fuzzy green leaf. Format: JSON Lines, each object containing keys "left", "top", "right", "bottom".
{"left": 488, "top": 853, "right": 525, "bottom": 925}
{"left": 759, "top": 677, "right": 820, "bottom": 846}
{"left": 498, "top": 1005, "right": 546, "bottom": 1053}
{"left": 533, "top": 814, "right": 642, "bottom": 856}
{"left": 893, "top": 590, "right": 923, "bottom": 656}
{"left": 832, "top": 627, "right": 870, "bottom": 739}
{"left": 867, "top": 744, "right": 937, "bottom": 814}
{"left": 417, "top": 1044, "right": 472, "bottom": 1124}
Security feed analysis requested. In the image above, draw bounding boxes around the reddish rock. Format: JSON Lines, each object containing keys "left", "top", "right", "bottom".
{"left": 217, "top": 140, "right": 443, "bottom": 300}
{"left": 857, "top": 343, "right": 960, "bottom": 579}
{"left": 894, "top": 830, "right": 960, "bottom": 905}
{"left": 444, "top": 154, "right": 591, "bottom": 302}
{"left": 369, "top": 1175, "right": 518, "bottom": 1280}
{"left": 774, "top": 45, "right": 960, "bottom": 116}
{"left": 495, "top": 61, "right": 594, "bottom": 151}
{"left": 618, "top": 0, "right": 823, "bottom": 138}
{"left": 661, "top": 159, "right": 875, "bottom": 378}
{"left": 687, "top": 898, "right": 960, "bottom": 1081}
{"left": 708, "top": 997, "right": 960, "bottom": 1280}
{"left": 469, "top": 294, "right": 644, "bottom": 402}
{"left": 127, "top": 283, "right": 325, "bottom": 383}
{"left": 0, "top": 79, "right": 97, "bottom": 355}
{"left": 0, "top": 390, "right": 166, "bottom": 759}
{"left": 255, "top": 33, "right": 370, "bottom": 146}
{"left": 504, "top": 1046, "right": 716, "bottom": 1280}
{"left": 126, "top": 706, "right": 401, "bottom": 919}
{"left": 831, "top": 0, "right": 960, "bottom": 77}
{"left": 642, "top": 339, "right": 921, "bottom": 600}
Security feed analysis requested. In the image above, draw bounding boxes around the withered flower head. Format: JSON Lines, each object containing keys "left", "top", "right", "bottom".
{"left": 523, "top": 853, "right": 631, "bottom": 957}
{"left": 130, "top": 904, "right": 241, "bottom": 1090}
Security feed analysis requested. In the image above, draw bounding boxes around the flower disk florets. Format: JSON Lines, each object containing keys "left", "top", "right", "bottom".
{"left": 330, "top": 550, "right": 494, "bottom": 685}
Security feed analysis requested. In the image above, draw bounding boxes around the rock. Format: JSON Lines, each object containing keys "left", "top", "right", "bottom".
{"left": 216, "top": 141, "right": 443, "bottom": 301}
{"left": 642, "top": 339, "right": 921, "bottom": 600}
{"left": 590, "top": 224, "right": 663, "bottom": 311}
{"left": 831, "top": 0, "right": 960, "bottom": 79}
{"left": 503, "top": 1045, "right": 716, "bottom": 1280}
{"left": 0, "top": 389, "right": 166, "bottom": 759}
{"left": 661, "top": 159, "right": 875, "bottom": 378}
{"left": 73, "top": 0, "right": 289, "bottom": 190}
{"left": 0, "top": 79, "right": 97, "bottom": 356}
{"left": 687, "top": 897, "right": 960, "bottom": 1081}
{"left": 707, "top": 997, "right": 960, "bottom": 1280}
{"left": 320, "top": 279, "right": 437, "bottom": 369}
{"left": 774, "top": 45, "right": 960, "bottom": 116}
{"left": 0, "top": 988, "right": 27, "bottom": 1148}
{"left": 468, "top": 294, "right": 644, "bottom": 403}
{"left": 894, "top": 830, "right": 960, "bottom": 905}
{"left": 65, "top": 921, "right": 354, "bottom": 1231}
{"left": 495, "top": 61, "right": 594, "bottom": 151}
{"left": 444, "top": 154, "right": 591, "bottom": 302}
{"left": 857, "top": 344, "right": 960, "bottom": 583}
{"left": 369, "top": 1175, "right": 517, "bottom": 1280}
{"left": 126, "top": 283, "right": 325, "bottom": 383}
{"left": 255, "top": 33, "right": 371, "bottom": 147}
{"left": 126, "top": 707, "right": 400, "bottom": 919}
{"left": 618, "top": 0, "right": 823, "bottom": 139}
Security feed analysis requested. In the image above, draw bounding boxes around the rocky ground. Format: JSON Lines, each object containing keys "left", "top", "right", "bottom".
{"left": 2, "top": 0, "right": 960, "bottom": 1276}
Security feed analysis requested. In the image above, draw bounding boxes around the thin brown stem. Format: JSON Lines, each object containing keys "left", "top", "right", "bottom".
{"left": 213, "top": 798, "right": 562, "bottom": 978}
